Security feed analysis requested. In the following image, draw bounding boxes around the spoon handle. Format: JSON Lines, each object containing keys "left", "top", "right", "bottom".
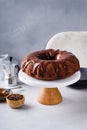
{"left": 9, "top": 86, "right": 22, "bottom": 90}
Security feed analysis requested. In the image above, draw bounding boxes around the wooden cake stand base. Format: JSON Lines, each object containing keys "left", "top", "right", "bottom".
{"left": 19, "top": 70, "right": 80, "bottom": 105}
{"left": 37, "top": 87, "right": 62, "bottom": 105}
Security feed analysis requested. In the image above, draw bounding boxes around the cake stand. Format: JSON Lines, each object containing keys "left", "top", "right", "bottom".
{"left": 19, "top": 70, "right": 81, "bottom": 105}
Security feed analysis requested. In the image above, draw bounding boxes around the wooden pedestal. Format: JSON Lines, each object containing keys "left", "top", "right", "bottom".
{"left": 37, "top": 87, "right": 62, "bottom": 105}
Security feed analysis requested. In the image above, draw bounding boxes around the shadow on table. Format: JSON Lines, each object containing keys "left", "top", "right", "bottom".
{"left": 16, "top": 104, "right": 33, "bottom": 110}
{"left": 62, "top": 96, "right": 87, "bottom": 114}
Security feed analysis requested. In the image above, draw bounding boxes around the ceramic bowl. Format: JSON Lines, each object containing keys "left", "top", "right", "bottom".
{"left": 0, "top": 88, "right": 13, "bottom": 102}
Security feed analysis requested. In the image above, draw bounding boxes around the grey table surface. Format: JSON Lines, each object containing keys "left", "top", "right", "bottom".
{"left": 0, "top": 80, "right": 87, "bottom": 130}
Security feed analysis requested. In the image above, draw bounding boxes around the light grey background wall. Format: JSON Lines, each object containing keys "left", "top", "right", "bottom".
{"left": 0, "top": 0, "right": 87, "bottom": 65}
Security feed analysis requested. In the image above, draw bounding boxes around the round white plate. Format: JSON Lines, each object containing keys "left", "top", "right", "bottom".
{"left": 46, "top": 32, "right": 87, "bottom": 68}
{"left": 19, "top": 70, "right": 81, "bottom": 88}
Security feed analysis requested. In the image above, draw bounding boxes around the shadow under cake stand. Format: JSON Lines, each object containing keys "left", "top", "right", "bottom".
{"left": 19, "top": 70, "right": 81, "bottom": 105}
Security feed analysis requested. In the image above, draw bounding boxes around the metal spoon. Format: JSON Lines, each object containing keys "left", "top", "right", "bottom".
{"left": 6, "top": 86, "right": 22, "bottom": 92}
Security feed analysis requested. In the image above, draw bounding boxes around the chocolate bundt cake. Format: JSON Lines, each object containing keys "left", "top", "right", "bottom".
{"left": 21, "top": 49, "right": 80, "bottom": 80}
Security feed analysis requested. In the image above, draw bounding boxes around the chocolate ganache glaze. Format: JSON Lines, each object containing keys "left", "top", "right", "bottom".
{"left": 21, "top": 49, "right": 80, "bottom": 80}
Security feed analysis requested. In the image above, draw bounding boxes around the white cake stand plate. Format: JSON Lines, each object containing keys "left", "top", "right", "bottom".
{"left": 19, "top": 70, "right": 81, "bottom": 105}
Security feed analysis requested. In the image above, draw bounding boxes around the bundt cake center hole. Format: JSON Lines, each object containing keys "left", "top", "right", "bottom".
{"left": 37, "top": 55, "right": 55, "bottom": 60}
